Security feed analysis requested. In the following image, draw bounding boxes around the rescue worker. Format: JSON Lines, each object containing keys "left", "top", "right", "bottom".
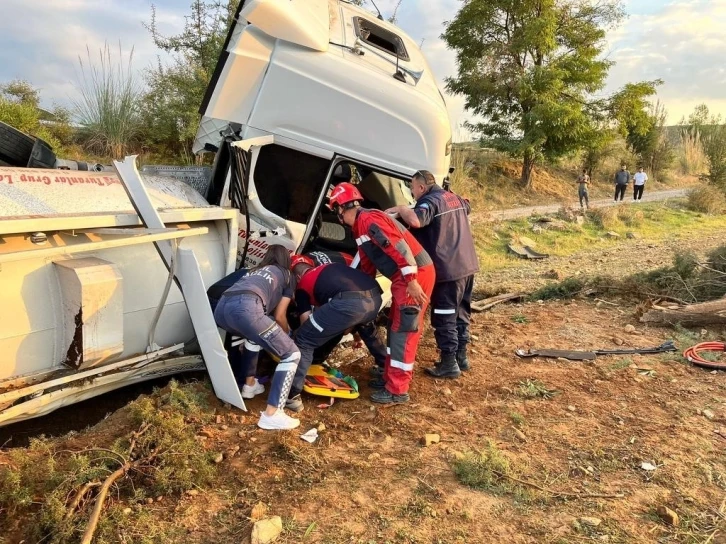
{"left": 285, "top": 255, "right": 387, "bottom": 412}
{"left": 328, "top": 182, "right": 435, "bottom": 404}
{"left": 305, "top": 250, "right": 354, "bottom": 267}
{"left": 213, "top": 245, "right": 301, "bottom": 430}
{"left": 387, "top": 170, "right": 479, "bottom": 379}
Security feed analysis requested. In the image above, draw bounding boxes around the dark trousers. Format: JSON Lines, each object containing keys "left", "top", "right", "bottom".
{"left": 578, "top": 186, "right": 589, "bottom": 208}
{"left": 614, "top": 184, "right": 627, "bottom": 201}
{"left": 291, "top": 292, "right": 384, "bottom": 397}
{"left": 633, "top": 185, "right": 644, "bottom": 200}
{"left": 430, "top": 275, "right": 474, "bottom": 356}
{"left": 214, "top": 294, "right": 300, "bottom": 409}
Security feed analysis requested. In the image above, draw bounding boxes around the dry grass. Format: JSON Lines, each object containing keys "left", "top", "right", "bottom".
{"left": 686, "top": 186, "right": 726, "bottom": 214}
{"left": 679, "top": 129, "right": 708, "bottom": 176}
{"left": 589, "top": 206, "right": 621, "bottom": 230}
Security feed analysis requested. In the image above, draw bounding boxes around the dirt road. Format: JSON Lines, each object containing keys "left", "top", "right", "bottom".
{"left": 484, "top": 187, "right": 689, "bottom": 222}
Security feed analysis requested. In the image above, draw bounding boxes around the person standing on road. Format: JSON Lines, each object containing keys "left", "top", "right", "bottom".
{"left": 386, "top": 170, "right": 479, "bottom": 380}
{"left": 213, "top": 245, "right": 301, "bottom": 431}
{"left": 633, "top": 167, "right": 648, "bottom": 202}
{"left": 328, "top": 182, "right": 435, "bottom": 405}
{"left": 614, "top": 165, "right": 630, "bottom": 202}
{"left": 576, "top": 169, "right": 590, "bottom": 210}
{"left": 284, "top": 255, "right": 387, "bottom": 412}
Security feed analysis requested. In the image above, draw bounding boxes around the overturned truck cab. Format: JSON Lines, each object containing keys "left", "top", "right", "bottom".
{"left": 0, "top": 0, "right": 452, "bottom": 426}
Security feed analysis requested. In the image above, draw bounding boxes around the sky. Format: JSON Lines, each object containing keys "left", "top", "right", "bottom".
{"left": 1, "top": 0, "right": 724, "bottom": 141}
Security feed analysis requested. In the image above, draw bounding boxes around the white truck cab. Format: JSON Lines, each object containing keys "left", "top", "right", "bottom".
{"left": 0, "top": 0, "right": 452, "bottom": 426}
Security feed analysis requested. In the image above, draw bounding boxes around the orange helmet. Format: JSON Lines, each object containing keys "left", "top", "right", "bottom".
{"left": 290, "top": 254, "right": 315, "bottom": 270}
{"left": 328, "top": 182, "right": 363, "bottom": 210}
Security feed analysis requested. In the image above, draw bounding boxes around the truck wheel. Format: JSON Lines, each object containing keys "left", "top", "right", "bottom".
{"left": 0, "top": 121, "right": 35, "bottom": 166}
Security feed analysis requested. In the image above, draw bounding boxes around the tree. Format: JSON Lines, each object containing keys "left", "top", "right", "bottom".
{"left": 685, "top": 104, "right": 726, "bottom": 188}
{"left": 142, "top": 0, "right": 239, "bottom": 161}
{"left": 609, "top": 80, "right": 671, "bottom": 179}
{"left": 443, "top": 0, "right": 625, "bottom": 188}
{"left": 0, "top": 80, "right": 74, "bottom": 154}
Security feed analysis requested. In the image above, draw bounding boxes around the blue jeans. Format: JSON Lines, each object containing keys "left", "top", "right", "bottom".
{"left": 214, "top": 294, "right": 300, "bottom": 409}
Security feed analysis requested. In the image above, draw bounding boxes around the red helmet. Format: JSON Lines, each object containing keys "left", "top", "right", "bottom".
{"left": 290, "top": 254, "right": 315, "bottom": 270}
{"left": 328, "top": 182, "right": 363, "bottom": 210}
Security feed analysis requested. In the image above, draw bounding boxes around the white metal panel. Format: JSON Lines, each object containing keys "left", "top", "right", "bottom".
{"left": 54, "top": 258, "right": 124, "bottom": 369}
{"left": 204, "top": 26, "right": 275, "bottom": 132}
{"left": 247, "top": 40, "right": 451, "bottom": 178}
{"left": 0, "top": 220, "right": 230, "bottom": 379}
{"left": 0, "top": 330, "right": 56, "bottom": 381}
{"left": 240, "top": 0, "right": 330, "bottom": 52}
{"left": 113, "top": 156, "right": 245, "bottom": 411}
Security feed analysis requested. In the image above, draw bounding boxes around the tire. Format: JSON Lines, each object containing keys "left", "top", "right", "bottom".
{"left": 0, "top": 121, "right": 35, "bottom": 166}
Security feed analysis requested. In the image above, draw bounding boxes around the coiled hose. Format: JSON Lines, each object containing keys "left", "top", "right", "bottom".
{"left": 684, "top": 342, "right": 726, "bottom": 370}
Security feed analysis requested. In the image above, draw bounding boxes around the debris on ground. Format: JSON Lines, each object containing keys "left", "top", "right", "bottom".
{"left": 251, "top": 516, "right": 282, "bottom": 544}
{"left": 421, "top": 433, "right": 441, "bottom": 447}
{"left": 656, "top": 506, "right": 680, "bottom": 526}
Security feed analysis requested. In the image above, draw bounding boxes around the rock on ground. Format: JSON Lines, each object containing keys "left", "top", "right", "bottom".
{"left": 252, "top": 516, "right": 283, "bottom": 544}
{"left": 656, "top": 506, "right": 680, "bottom": 526}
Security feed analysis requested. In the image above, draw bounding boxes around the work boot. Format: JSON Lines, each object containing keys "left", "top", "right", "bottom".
{"left": 285, "top": 394, "right": 304, "bottom": 413}
{"left": 369, "top": 365, "right": 384, "bottom": 378}
{"left": 368, "top": 377, "right": 386, "bottom": 389}
{"left": 370, "top": 389, "right": 409, "bottom": 404}
{"left": 457, "top": 349, "right": 471, "bottom": 372}
{"left": 424, "top": 353, "right": 461, "bottom": 379}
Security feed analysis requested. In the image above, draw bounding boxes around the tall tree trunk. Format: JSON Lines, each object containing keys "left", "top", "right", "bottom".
{"left": 521, "top": 151, "right": 535, "bottom": 189}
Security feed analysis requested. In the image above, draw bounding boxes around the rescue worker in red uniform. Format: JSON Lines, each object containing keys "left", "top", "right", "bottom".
{"left": 387, "top": 170, "right": 479, "bottom": 378}
{"left": 305, "top": 250, "right": 354, "bottom": 267}
{"left": 328, "top": 182, "right": 435, "bottom": 404}
{"left": 285, "top": 255, "right": 387, "bottom": 412}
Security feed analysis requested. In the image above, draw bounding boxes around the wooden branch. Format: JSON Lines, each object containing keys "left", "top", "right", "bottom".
{"left": 471, "top": 293, "right": 525, "bottom": 312}
{"left": 79, "top": 422, "right": 152, "bottom": 544}
{"left": 493, "top": 470, "right": 624, "bottom": 500}
{"left": 65, "top": 481, "right": 100, "bottom": 520}
{"left": 80, "top": 465, "right": 129, "bottom": 544}
{"left": 640, "top": 297, "right": 726, "bottom": 326}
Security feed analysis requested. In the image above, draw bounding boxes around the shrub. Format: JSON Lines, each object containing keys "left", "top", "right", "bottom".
{"left": 452, "top": 442, "right": 514, "bottom": 494}
{"left": 589, "top": 206, "right": 621, "bottom": 230}
{"left": 517, "top": 379, "right": 558, "bottom": 400}
{"left": 529, "top": 277, "right": 586, "bottom": 301}
{"left": 686, "top": 186, "right": 726, "bottom": 214}
{"left": 618, "top": 207, "right": 644, "bottom": 227}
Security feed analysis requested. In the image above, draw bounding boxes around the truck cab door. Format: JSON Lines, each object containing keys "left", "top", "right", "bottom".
{"left": 224, "top": 136, "right": 333, "bottom": 268}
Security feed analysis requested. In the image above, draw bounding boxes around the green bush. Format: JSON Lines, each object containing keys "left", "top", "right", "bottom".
{"left": 529, "top": 277, "right": 586, "bottom": 301}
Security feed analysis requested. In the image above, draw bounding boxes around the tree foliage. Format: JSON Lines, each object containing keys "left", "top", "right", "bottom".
{"left": 142, "top": 0, "right": 239, "bottom": 162}
{"left": 684, "top": 104, "right": 726, "bottom": 188}
{"left": 443, "top": 0, "right": 625, "bottom": 187}
{"left": 0, "top": 80, "right": 74, "bottom": 154}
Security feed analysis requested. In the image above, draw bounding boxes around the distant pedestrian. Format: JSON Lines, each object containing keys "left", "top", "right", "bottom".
{"left": 576, "top": 169, "right": 590, "bottom": 210}
{"left": 614, "top": 165, "right": 630, "bottom": 202}
{"left": 633, "top": 167, "right": 648, "bottom": 202}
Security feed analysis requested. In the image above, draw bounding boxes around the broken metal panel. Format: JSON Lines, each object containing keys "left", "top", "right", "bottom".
{"left": 0, "top": 354, "right": 204, "bottom": 427}
{"left": 113, "top": 156, "right": 246, "bottom": 411}
{"left": 54, "top": 257, "right": 124, "bottom": 369}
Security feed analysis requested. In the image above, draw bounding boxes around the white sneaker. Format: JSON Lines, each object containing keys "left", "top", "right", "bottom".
{"left": 241, "top": 379, "right": 265, "bottom": 399}
{"left": 257, "top": 409, "right": 300, "bottom": 430}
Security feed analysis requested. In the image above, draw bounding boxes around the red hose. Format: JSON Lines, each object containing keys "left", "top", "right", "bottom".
{"left": 684, "top": 342, "right": 726, "bottom": 370}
